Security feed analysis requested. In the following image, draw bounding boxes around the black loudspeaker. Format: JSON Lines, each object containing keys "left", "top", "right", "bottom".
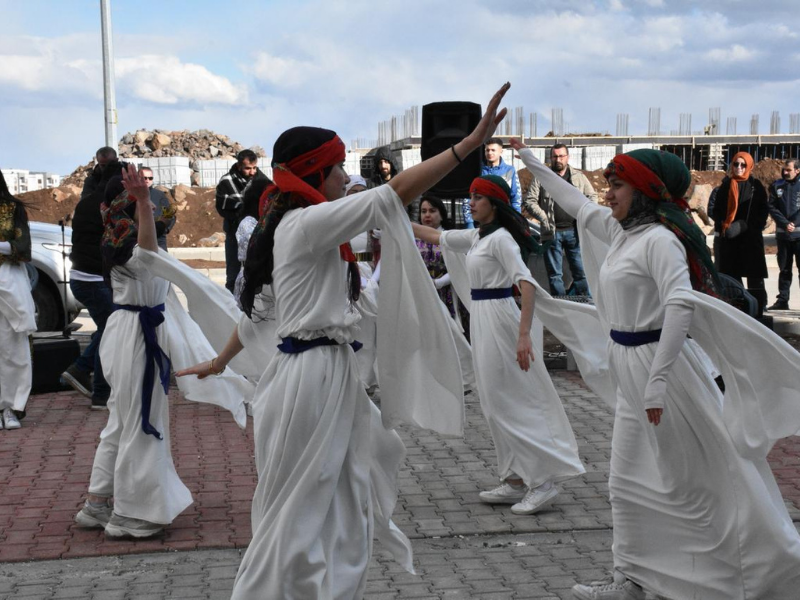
{"left": 421, "top": 102, "right": 482, "bottom": 199}
{"left": 31, "top": 336, "right": 81, "bottom": 394}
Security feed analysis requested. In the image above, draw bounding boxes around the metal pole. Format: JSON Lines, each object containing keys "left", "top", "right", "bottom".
{"left": 100, "top": 0, "right": 118, "bottom": 152}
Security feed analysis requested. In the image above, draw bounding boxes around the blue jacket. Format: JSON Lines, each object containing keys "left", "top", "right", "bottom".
{"left": 461, "top": 158, "right": 521, "bottom": 228}
{"left": 769, "top": 177, "right": 800, "bottom": 241}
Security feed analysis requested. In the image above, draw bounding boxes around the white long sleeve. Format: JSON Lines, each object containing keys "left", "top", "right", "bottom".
{"left": 643, "top": 302, "right": 693, "bottom": 410}
{"left": 517, "top": 148, "right": 590, "bottom": 219}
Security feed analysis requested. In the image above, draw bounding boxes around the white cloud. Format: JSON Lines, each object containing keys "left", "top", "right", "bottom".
{"left": 705, "top": 44, "right": 758, "bottom": 63}
{"left": 116, "top": 55, "right": 246, "bottom": 105}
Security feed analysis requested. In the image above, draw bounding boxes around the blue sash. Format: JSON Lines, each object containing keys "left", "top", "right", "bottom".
{"left": 278, "top": 336, "right": 363, "bottom": 354}
{"left": 471, "top": 287, "right": 513, "bottom": 301}
{"left": 609, "top": 329, "right": 662, "bottom": 346}
{"left": 114, "top": 303, "right": 171, "bottom": 440}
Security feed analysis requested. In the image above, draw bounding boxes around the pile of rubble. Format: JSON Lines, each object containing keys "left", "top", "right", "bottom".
{"left": 63, "top": 129, "right": 267, "bottom": 186}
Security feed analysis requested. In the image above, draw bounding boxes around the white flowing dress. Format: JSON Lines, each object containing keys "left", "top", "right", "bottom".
{"left": 0, "top": 260, "right": 36, "bottom": 412}
{"left": 231, "top": 184, "right": 464, "bottom": 600}
{"left": 440, "top": 227, "right": 584, "bottom": 488}
{"left": 90, "top": 247, "right": 192, "bottom": 524}
{"left": 520, "top": 147, "right": 800, "bottom": 600}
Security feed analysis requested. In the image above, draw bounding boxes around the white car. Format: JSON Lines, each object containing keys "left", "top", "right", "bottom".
{"left": 29, "top": 221, "right": 81, "bottom": 331}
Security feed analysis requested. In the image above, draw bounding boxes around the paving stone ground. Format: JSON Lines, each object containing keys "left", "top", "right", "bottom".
{"left": 0, "top": 370, "right": 798, "bottom": 599}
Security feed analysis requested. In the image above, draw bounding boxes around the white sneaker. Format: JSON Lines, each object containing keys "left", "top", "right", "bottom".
{"left": 510, "top": 485, "right": 558, "bottom": 515}
{"left": 104, "top": 513, "right": 164, "bottom": 538}
{"left": 572, "top": 571, "right": 645, "bottom": 600}
{"left": 479, "top": 482, "right": 527, "bottom": 504}
{"left": 2, "top": 408, "right": 20, "bottom": 430}
{"left": 75, "top": 501, "right": 113, "bottom": 529}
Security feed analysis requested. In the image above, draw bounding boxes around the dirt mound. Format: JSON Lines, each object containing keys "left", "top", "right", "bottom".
{"left": 19, "top": 184, "right": 224, "bottom": 249}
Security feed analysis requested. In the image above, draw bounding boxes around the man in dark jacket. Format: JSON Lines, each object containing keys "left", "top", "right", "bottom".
{"left": 80, "top": 146, "right": 118, "bottom": 200}
{"left": 61, "top": 160, "right": 126, "bottom": 409}
{"left": 215, "top": 149, "right": 269, "bottom": 292}
{"left": 139, "top": 166, "right": 175, "bottom": 251}
{"left": 768, "top": 158, "right": 800, "bottom": 310}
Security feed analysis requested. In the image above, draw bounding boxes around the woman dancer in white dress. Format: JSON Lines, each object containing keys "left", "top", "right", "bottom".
{"left": 413, "top": 174, "right": 585, "bottom": 515}
{"left": 0, "top": 170, "right": 35, "bottom": 432}
{"left": 177, "top": 83, "right": 511, "bottom": 599}
{"left": 75, "top": 167, "right": 193, "bottom": 538}
{"left": 513, "top": 140, "right": 800, "bottom": 600}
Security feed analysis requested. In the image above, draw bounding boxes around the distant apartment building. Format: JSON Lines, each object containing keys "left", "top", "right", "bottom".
{"left": 1, "top": 169, "right": 62, "bottom": 195}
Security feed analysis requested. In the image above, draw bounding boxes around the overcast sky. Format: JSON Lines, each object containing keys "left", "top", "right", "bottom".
{"left": 1, "top": 0, "right": 798, "bottom": 175}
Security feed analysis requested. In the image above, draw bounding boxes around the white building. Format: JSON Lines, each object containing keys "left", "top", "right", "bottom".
{"left": 1, "top": 169, "right": 62, "bottom": 195}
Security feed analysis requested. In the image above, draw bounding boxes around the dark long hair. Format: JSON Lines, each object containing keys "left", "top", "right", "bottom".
{"left": 240, "top": 126, "right": 364, "bottom": 319}
{"left": 418, "top": 195, "right": 452, "bottom": 229}
{"left": 481, "top": 199, "right": 543, "bottom": 262}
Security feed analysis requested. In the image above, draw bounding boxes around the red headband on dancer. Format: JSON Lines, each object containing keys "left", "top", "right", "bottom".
{"left": 266, "top": 135, "right": 356, "bottom": 263}
{"left": 470, "top": 177, "right": 510, "bottom": 204}
{"left": 603, "top": 155, "right": 681, "bottom": 206}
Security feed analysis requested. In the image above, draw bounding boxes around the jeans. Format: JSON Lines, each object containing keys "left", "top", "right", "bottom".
{"left": 544, "top": 227, "right": 589, "bottom": 297}
{"left": 70, "top": 279, "right": 114, "bottom": 400}
{"left": 223, "top": 217, "right": 240, "bottom": 292}
{"left": 776, "top": 237, "right": 800, "bottom": 302}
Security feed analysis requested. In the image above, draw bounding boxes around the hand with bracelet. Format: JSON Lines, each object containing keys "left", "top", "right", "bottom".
{"left": 175, "top": 329, "right": 243, "bottom": 380}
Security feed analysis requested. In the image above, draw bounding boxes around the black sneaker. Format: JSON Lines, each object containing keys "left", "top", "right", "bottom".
{"left": 91, "top": 397, "right": 109, "bottom": 411}
{"left": 768, "top": 300, "right": 790, "bottom": 311}
{"left": 61, "top": 364, "right": 93, "bottom": 398}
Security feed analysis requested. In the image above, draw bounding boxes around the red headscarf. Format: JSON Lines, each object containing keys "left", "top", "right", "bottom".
{"left": 266, "top": 135, "right": 355, "bottom": 262}
{"left": 469, "top": 177, "right": 510, "bottom": 204}
{"left": 723, "top": 151, "right": 754, "bottom": 233}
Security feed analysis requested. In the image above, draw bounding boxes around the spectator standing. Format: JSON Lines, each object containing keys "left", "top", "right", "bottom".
{"left": 711, "top": 152, "right": 769, "bottom": 316}
{"left": 462, "top": 138, "right": 521, "bottom": 228}
{"left": 138, "top": 167, "right": 176, "bottom": 251}
{"left": 767, "top": 158, "right": 800, "bottom": 310}
{"left": 81, "top": 147, "right": 118, "bottom": 200}
{"left": 61, "top": 160, "right": 126, "bottom": 408}
{"left": 215, "top": 150, "right": 269, "bottom": 292}
{"left": 525, "top": 144, "right": 597, "bottom": 296}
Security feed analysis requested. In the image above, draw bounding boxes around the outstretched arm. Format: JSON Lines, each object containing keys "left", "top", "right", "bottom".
{"left": 412, "top": 222, "right": 442, "bottom": 245}
{"left": 509, "top": 139, "right": 590, "bottom": 219}
{"left": 175, "top": 328, "right": 244, "bottom": 380}
{"left": 390, "top": 83, "right": 510, "bottom": 206}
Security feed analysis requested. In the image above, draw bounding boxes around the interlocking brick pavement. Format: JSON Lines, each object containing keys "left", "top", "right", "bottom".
{"left": 0, "top": 370, "right": 798, "bottom": 599}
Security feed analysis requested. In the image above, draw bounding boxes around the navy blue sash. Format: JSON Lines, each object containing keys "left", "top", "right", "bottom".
{"left": 609, "top": 329, "right": 662, "bottom": 346}
{"left": 278, "top": 336, "right": 363, "bottom": 354}
{"left": 114, "top": 303, "right": 171, "bottom": 440}
{"left": 471, "top": 287, "right": 513, "bottom": 301}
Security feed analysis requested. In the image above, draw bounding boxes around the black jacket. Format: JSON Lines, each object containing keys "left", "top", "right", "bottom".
{"left": 367, "top": 146, "right": 398, "bottom": 188}
{"left": 71, "top": 165, "right": 124, "bottom": 275}
{"left": 769, "top": 176, "right": 800, "bottom": 241}
{"left": 712, "top": 175, "right": 769, "bottom": 278}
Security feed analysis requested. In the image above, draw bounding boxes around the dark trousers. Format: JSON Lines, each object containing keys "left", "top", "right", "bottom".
{"left": 730, "top": 275, "right": 766, "bottom": 317}
{"left": 223, "top": 217, "right": 240, "bottom": 293}
{"left": 776, "top": 237, "right": 800, "bottom": 302}
{"left": 70, "top": 279, "right": 114, "bottom": 400}
{"left": 544, "top": 227, "right": 589, "bottom": 297}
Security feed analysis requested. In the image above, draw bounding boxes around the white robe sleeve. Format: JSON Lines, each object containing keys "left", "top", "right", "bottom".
{"left": 375, "top": 193, "right": 465, "bottom": 436}
{"left": 491, "top": 233, "right": 536, "bottom": 288}
{"left": 440, "top": 228, "right": 478, "bottom": 254}
{"left": 642, "top": 233, "right": 695, "bottom": 411}
{"left": 297, "top": 186, "right": 396, "bottom": 254}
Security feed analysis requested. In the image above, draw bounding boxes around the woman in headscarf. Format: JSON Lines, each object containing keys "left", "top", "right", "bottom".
{"left": 712, "top": 151, "right": 769, "bottom": 316}
{"left": 413, "top": 175, "right": 585, "bottom": 515}
{"left": 177, "top": 84, "right": 511, "bottom": 599}
{"left": 416, "top": 195, "right": 470, "bottom": 335}
{"left": 75, "top": 165, "right": 192, "bottom": 539}
{"left": 0, "top": 170, "right": 35, "bottom": 431}
{"left": 512, "top": 140, "right": 800, "bottom": 600}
